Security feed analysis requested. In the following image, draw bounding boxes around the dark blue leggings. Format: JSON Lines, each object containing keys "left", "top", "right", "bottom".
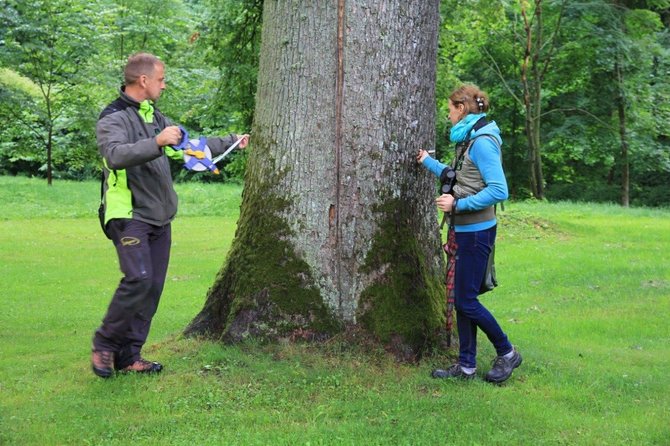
{"left": 454, "top": 226, "right": 512, "bottom": 368}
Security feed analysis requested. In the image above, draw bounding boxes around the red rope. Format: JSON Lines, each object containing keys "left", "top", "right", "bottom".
{"left": 444, "top": 226, "right": 457, "bottom": 345}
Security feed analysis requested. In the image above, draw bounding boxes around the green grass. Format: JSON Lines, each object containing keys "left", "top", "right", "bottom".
{"left": 1, "top": 176, "right": 669, "bottom": 445}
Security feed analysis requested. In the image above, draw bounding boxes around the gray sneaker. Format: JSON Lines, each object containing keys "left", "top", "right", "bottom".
{"left": 484, "top": 348, "right": 522, "bottom": 384}
{"left": 431, "top": 364, "right": 476, "bottom": 380}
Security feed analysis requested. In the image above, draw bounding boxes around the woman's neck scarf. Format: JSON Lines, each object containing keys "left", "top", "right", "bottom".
{"left": 449, "top": 113, "right": 486, "bottom": 143}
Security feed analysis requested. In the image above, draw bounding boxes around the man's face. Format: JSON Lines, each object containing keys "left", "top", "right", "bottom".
{"left": 144, "top": 63, "right": 166, "bottom": 102}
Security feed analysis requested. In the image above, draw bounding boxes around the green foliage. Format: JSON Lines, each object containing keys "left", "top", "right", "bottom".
{"left": 0, "top": 75, "right": 44, "bottom": 175}
{"left": 196, "top": 0, "right": 262, "bottom": 131}
{"left": 438, "top": 0, "right": 530, "bottom": 196}
{"left": 542, "top": 0, "right": 670, "bottom": 205}
{"left": 438, "top": 0, "right": 670, "bottom": 206}
{"left": 1, "top": 176, "right": 669, "bottom": 444}
{"left": 0, "top": 0, "right": 255, "bottom": 181}
{"left": 0, "top": 67, "right": 41, "bottom": 97}
{"left": 0, "top": 0, "right": 101, "bottom": 181}
{"left": 98, "top": 0, "right": 194, "bottom": 60}
{"left": 0, "top": 0, "right": 668, "bottom": 204}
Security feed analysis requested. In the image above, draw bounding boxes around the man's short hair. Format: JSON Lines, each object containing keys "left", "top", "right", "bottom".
{"left": 124, "top": 53, "right": 163, "bottom": 86}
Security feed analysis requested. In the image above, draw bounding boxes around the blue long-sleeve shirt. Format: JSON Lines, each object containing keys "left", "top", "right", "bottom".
{"left": 422, "top": 121, "right": 508, "bottom": 232}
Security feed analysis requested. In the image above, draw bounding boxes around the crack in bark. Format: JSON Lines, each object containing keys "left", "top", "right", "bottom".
{"left": 334, "top": 0, "right": 346, "bottom": 312}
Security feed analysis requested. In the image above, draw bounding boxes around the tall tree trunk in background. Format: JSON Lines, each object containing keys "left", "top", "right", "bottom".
{"left": 46, "top": 129, "right": 53, "bottom": 186}
{"left": 617, "top": 96, "right": 630, "bottom": 208}
{"left": 186, "top": 0, "right": 445, "bottom": 359}
{"left": 521, "top": 0, "right": 545, "bottom": 200}
{"left": 613, "top": 2, "right": 630, "bottom": 207}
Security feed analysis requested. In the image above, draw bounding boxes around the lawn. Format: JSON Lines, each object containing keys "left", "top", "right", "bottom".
{"left": 0, "top": 176, "right": 668, "bottom": 445}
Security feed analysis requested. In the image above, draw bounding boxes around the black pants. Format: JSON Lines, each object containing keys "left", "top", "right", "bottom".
{"left": 92, "top": 219, "right": 171, "bottom": 369}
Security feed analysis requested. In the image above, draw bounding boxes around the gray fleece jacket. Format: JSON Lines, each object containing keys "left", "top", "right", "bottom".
{"left": 97, "top": 88, "right": 236, "bottom": 226}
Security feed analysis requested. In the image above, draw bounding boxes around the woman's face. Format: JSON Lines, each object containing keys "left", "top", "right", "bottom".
{"left": 448, "top": 100, "right": 465, "bottom": 125}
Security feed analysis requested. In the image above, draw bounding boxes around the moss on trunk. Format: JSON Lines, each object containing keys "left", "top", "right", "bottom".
{"left": 185, "top": 169, "right": 341, "bottom": 342}
{"left": 357, "top": 197, "right": 446, "bottom": 360}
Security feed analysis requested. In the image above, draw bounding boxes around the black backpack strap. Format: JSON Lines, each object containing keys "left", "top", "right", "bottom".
{"left": 99, "top": 169, "right": 105, "bottom": 203}
{"left": 98, "top": 167, "right": 117, "bottom": 240}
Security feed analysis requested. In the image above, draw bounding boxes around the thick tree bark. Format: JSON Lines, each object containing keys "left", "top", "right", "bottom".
{"left": 186, "top": 0, "right": 445, "bottom": 359}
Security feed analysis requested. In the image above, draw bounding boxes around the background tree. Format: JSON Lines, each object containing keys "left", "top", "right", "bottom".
{"left": 442, "top": 0, "right": 568, "bottom": 200}
{"left": 437, "top": 0, "right": 529, "bottom": 197}
{"left": 542, "top": 0, "right": 670, "bottom": 206}
{"left": 437, "top": 0, "right": 670, "bottom": 205}
{"left": 198, "top": 0, "right": 263, "bottom": 132}
{"left": 0, "top": 68, "right": 44, "bottom": 175}
{"left": 518, "top": 0, "right": 567, "bottom": 200}
{"left": 186, "top": 0, "right": 447, "bottom": 359}
{"left": 0, "top": 0, "right": 97, "bottom": 184}
{"left": 186, "top": 0, "right": 264, "bottom": 182}
{"left": 93, "top": 0, "right": 213, "bottom": 127}
{"left": 604, "top": 0, "right": 668, "bottom": 207}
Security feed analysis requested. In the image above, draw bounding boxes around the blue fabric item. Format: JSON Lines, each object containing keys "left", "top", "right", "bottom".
{"left": 421, "top": 121, "right": 508, "bottom": 232}
{"left": 457, "top": 122, "right": 508, "bottom": 219}
{"left": 449, "top": 113, "right": 486, "bottom": 143}
{"left": 454, "top": 226, "right": 512, "bottom": 368}
{"left": 421, "top": 155, "right": 448, "bottom": 178}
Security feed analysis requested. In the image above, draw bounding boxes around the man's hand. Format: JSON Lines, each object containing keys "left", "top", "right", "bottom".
{"left": 156, "top": 126, "right": 183, "bottom": 147}
{"left": 236, "top": 134, "right": 250, "bottom": 149}
{"left": 436, "top": 194, "right": 456, "bottom": 212}
{"left": 416, "top": 149, "right": 429, "bottom": 164}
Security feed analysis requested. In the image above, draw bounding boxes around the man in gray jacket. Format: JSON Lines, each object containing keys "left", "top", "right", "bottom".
{"left": 92, "top": 52, "right": 249, "bottom": 378}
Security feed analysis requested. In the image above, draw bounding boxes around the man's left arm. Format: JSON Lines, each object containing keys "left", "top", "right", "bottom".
{"left": 207, "top": 133, "right": 250, "bottom": 156}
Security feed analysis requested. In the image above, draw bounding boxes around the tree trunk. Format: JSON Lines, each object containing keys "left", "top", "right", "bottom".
{"left": 186, "top": 0, "right": 445, "bottom": 359}
{"left": 615, "top": 60, "right": 630, "bottom": 207}
{"left": 46, "top": 90, "right": 53, "bottom": 186}
{"left": 47, "top": 127, "right": 53, "bottom": 186}
{"left": 611, "top": 1, "right": 630, "bottom": 207}
{"left": 521, "top": 0, "right": 547, "bottom": 200}
{"left": 525, "top": 95, "right": 544, "bottom": 200}
{"left": 529, "top": 89, "right": 544, "bottom": 199}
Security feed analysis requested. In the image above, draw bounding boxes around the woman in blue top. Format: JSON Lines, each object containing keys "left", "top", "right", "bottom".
{"left": 417, "top": 84, "right": 522, "bottom": 383}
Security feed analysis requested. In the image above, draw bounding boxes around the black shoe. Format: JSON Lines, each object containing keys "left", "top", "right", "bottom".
{"left": 485, "top": 348, "right": 522, "bottom": 384}
{"left": 431, "top": 364, "right": 476, "bottom": 380}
